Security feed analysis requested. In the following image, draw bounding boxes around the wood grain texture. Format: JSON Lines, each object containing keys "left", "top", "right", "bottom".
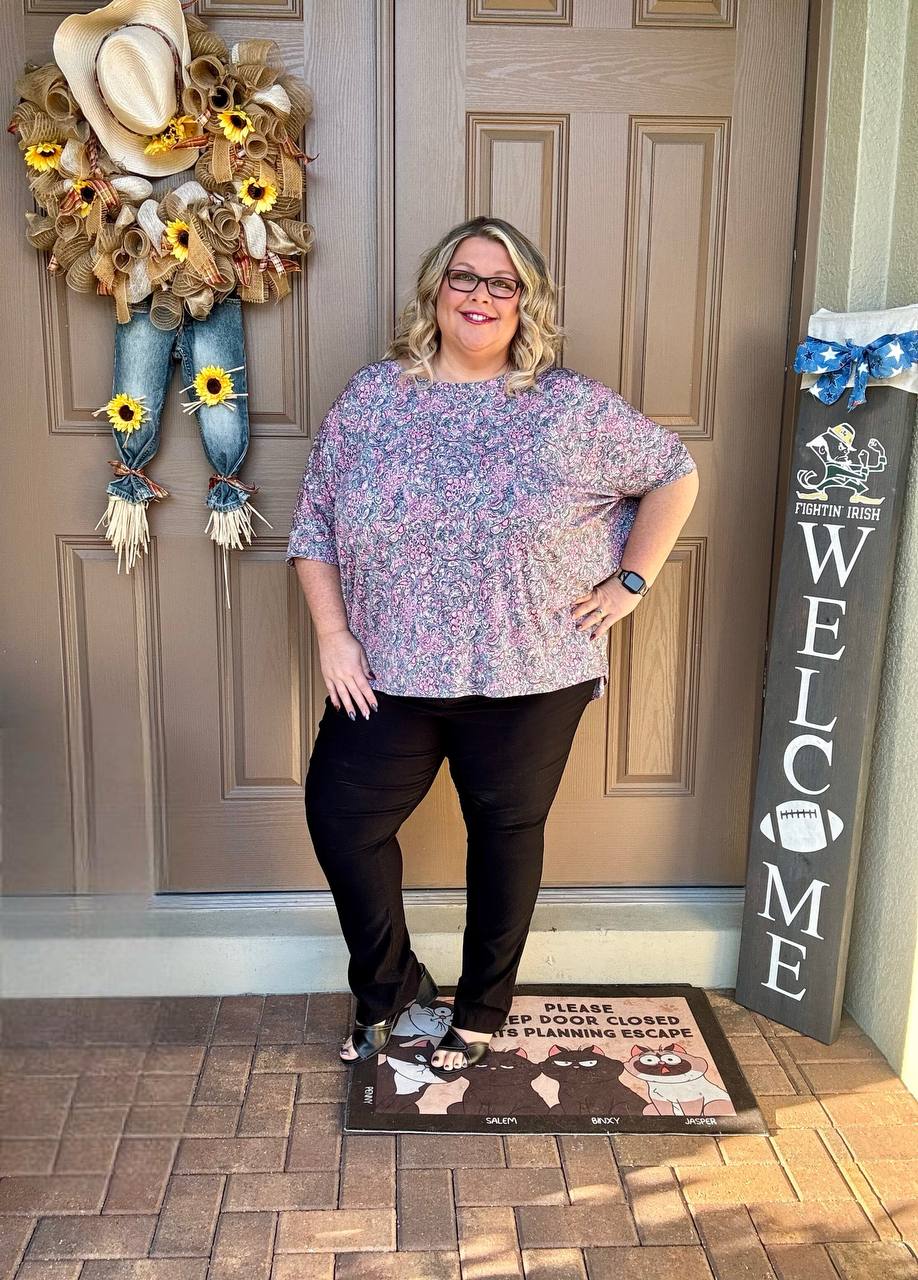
{"left": 736, "top": 387, "right": 917, "bottom": 1042}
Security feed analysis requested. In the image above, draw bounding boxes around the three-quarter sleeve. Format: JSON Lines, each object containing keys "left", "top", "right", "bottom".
{"left": 593, "top": 387, "right": 697, "bottom": 498}
{"left": 285, "top": 389, "right": 350, "bottom": 567}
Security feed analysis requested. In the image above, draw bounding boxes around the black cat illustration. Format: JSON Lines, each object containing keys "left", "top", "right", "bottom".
{"left": 369, "top": 1001, "right": 454, "bottom": 1114}
{"left": 537, "top": 1044, "right": 646, "bottom": 1114}
{"left": 373, "top": 1036, "right": 444, "bottom": 1113}
{"left": 443, "top": 1046, "right": 551, "bottom": 1115}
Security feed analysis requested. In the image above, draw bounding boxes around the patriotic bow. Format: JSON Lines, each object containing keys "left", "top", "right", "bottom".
{"left": 794, "top": 330, "right": 918, "bottom": 409}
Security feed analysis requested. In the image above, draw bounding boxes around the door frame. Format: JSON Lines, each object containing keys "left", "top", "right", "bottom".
{"left": 0, "top": 0, "right": 837, "bottom": 997}
{"left": 771, "top": 0, "right": 834, "bottom": 601}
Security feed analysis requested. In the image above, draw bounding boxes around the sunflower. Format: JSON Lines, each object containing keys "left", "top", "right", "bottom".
{"left": 94, "top": 393, "right": 148, "bottom": 433}
{"left": 144, "top": 114, "right": 199, "bottom": 155}
{"left": 180, "top": 364, "right": 249, "bottom": 414}
{"left": 24, "top": 142, "right": 63, "bottom": 172}
{"left": 70, "top": 177, "right": 98, "bottom": 217}
{"left": 164, "top": 219, "right": 191, "bottom": 261}
{"left": 194, "top": 366, "right": 235, "bottom": 406}
{"left": 217, "top": 107, "right": 253, "bottom": 144}
{"left": 238, "top": 175, "right": 278, "bottom": 214}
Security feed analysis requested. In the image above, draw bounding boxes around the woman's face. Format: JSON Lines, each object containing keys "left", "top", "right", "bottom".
{"left": 435, "top": 235, "right": 521, "bottom": 366}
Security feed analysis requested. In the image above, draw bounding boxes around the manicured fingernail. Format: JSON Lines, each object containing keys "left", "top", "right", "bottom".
{"left": 348, "top": 710, "right": 355, "bottom": 721}
{"left": 372, "top": 703, "right": 379, "bottom": 712}
{"left": 363, "top": 709, "right": 369, "bottom": 719}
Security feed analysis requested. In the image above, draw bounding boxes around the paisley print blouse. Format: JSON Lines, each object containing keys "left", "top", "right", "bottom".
{"left": 286, "top": 358, "right": 696, "bottom": 701}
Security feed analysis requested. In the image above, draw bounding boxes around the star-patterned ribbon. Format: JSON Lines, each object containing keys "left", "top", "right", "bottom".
{"left": 793, "top": 330, "right": 918, "bottom": 409}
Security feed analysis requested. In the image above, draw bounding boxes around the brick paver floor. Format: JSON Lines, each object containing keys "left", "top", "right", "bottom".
{"left": 1, "top": 988, "right": 916, "bottom": 1279}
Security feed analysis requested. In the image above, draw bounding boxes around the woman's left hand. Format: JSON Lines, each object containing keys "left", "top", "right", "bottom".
{"left": 570, "top": 575, "right": 642, "bottom": 639}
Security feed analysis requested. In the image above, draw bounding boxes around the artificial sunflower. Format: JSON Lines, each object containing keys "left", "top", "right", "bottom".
{"left": 94, "top": 393, "right": 148, "bottom": 433}
{"left": 180, "top": 364, "right": 249, "bottom": 414}
{"left": 24, "top": 142, "right": 63, "bottom": 172}
{"left": 164, "top": 218, "right": 191, "bottom": 261}
{"left": 70, "top": 177, "right": 98, "bottom": 217}
{"left": 144, "top": 114, "right": 199, "bottom": 156}
{"left": 217, "top": 107, "right": 253, "bottom": 144}
{"left": 238, "top": 175, "right": 278, "bottom": 214}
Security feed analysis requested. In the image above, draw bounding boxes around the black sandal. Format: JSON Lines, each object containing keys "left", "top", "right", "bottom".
{"left": 340, "top": 963, "right": 439, "bottom": 1065}
{"left": 427, "top": 1025, "right": 492, "bottom": 1076}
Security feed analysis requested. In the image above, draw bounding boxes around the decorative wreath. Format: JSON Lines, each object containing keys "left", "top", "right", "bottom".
{"left": 8, "top": 14, "right": 316, "bottom": 327}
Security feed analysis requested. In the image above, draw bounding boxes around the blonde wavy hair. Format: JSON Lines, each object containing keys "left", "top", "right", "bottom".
{"left": 382, "top": 215, "right": 565, "bottom": 397}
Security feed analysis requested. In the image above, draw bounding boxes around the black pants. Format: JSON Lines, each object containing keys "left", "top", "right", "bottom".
{"left": 303, "top": 677, "right": 597, "bottom": 1033}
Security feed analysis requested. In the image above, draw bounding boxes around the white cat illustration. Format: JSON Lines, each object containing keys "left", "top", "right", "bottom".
{"left": 621, "top": 1042, "right": 733, "bottom": 1117}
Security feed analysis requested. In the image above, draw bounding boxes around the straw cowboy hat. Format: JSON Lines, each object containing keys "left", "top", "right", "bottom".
{"left": 53, "top": 0, "right": 201, "bottom": 178}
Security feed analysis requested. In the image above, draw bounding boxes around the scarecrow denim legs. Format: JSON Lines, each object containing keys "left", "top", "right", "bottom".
{"left": 303, "top": 677, "right": 598, "bottom": 1033}
{"left": 98, "top": 295, "right": 267, "bottom": 598}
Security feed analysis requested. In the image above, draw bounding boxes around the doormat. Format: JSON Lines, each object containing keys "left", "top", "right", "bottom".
{"left": 343, "top": 984, "right": 765, "bottom": 1135}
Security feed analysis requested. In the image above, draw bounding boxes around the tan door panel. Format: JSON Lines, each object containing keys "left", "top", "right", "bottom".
{"left": 1, "top": 0, "right": 808, "bottom": 892}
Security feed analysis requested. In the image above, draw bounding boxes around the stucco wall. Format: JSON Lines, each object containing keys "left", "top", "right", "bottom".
{"left": 815, "top": 0, "right": 918, "bottom": 1091}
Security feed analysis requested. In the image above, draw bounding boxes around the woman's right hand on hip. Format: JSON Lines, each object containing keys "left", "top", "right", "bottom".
{"left": 318, "top": 629, "right": 379, "bottom": 719}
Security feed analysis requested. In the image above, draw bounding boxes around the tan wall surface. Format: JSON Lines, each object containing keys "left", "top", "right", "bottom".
{"left": 819, "top": 0, "right": 918, "bottom": 1091}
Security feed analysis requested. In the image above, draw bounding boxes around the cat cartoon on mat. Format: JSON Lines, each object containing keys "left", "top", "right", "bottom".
{"left": 538, "top": 1044, "right": 646, "bottom": 1115}
{"left": 442, "top": 1046, "right": 552, "bottom": 1115}
{"left": 374, "top": 1037, "right": 443, "bottom": 1113}
{"left": 622, "top": 1043, "right": 733, "bottom": 1117}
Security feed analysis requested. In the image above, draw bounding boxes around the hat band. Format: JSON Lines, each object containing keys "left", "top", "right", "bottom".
{"left": 92, "top": 22, "right": 184, "bottom": 140}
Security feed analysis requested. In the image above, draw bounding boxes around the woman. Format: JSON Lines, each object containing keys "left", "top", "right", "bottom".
{"left": 286, "top": 215, "right": 698, "bottom": 1076}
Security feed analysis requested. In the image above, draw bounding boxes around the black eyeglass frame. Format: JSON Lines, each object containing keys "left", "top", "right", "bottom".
{"left": 444, "top": 269, "right": 522, "bottom": 299}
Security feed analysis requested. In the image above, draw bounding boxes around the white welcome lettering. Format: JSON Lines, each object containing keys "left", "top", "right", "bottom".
{"left": 758, "top": 861, "right": 828, "bottom": 939}
{"left": 783, "top": 733, "right": 832, "bottom": 795}
{"left": 798, "top": 522, "right": 874, "bottom": 587}
{"left": 798, "top": 596, "right": 846, "bottom": 661}
{"left": 791, "top": 667, "right": 838, "bottom": 732}
{"left": 762, "top": 932, "right": 808, "bottom": 1001}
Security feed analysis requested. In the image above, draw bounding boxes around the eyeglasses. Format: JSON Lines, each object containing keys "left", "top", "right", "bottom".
{"left": 444, "top": 269, "right": 521, "bottom": 300}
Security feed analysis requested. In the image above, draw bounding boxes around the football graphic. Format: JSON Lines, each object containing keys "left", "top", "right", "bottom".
{"left": 759, "top": 800, "right": 844, "bottom": 852}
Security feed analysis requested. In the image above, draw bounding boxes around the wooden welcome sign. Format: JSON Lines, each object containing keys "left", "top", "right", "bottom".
{"left": 735, "top": 385, "right": 916, "bottom": 1043}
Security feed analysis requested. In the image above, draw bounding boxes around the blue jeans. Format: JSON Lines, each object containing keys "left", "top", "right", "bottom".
{"left": 303, "top": 678, "right": 598, "bottom": 1032}
{"left": 106, "top": 296, "right": 252, "bottom": 517}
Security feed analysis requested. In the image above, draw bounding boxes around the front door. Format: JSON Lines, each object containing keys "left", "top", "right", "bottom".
{"left": 1, "top": 0, "right": 809, "bottom": 893}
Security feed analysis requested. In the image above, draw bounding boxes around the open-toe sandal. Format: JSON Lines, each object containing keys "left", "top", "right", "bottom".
{"left": 340, "top": 962, "right": 439, "bottom": 1065}
{"left": 427, "top": 1025, "right": 492, "bottom": 1076}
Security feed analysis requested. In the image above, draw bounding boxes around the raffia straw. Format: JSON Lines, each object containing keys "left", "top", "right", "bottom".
{"left": 94, "top": 493, "right": 151, "bottom": 574}
{"left": 205, "top": 501, "right": 273, "bottom": 609}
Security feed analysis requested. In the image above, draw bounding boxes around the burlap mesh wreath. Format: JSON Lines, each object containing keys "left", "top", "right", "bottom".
{"left": 9, "top": 14, "right": 316, "bottom": 327}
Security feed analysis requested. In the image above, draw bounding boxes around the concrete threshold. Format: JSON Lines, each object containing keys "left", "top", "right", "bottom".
{"left": 0, "top": 889, "right": 744, "bottom": 998}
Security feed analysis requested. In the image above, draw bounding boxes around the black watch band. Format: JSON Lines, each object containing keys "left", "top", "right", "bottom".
{"left": 616, "top": 568, "right": 649, "bottom": 597}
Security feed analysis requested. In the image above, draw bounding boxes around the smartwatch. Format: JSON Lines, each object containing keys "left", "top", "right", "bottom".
{"left": 615, "top": 568, "right": 649, "bottom": 597}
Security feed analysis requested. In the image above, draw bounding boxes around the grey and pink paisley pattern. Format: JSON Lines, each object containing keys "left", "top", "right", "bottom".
{"left": 286, "top": 358, "right": 696, "bottom": 701}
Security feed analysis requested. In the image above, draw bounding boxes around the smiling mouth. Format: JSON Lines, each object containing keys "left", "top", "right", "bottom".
{"left": 460, "top": 311, "right": 496, "bottom": 324}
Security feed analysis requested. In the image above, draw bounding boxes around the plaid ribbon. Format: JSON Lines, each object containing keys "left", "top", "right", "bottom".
{"left": 232, "top": 249, "right": 300, "bottom": 287}
{"left": 170, "top": 133, "right": 210, "bottom": 150}
{"left": 107, "top": 459, "right": 170, "bottom": 499}
{"left": 59, "top": 174, "right": 121, "bottom": 215}
{"left": 208, "top": 473, "right": 259, "bottom": 496}
{"left": 280, "top": 137, "right": 318, "bottom": 163}
{"left": 794, "top": 330, "right": 918, "bottom": 409}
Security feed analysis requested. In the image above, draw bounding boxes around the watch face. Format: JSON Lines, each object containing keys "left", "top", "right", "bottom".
{"left": 620, "top": 570, "right": 645, "bottom": 593}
